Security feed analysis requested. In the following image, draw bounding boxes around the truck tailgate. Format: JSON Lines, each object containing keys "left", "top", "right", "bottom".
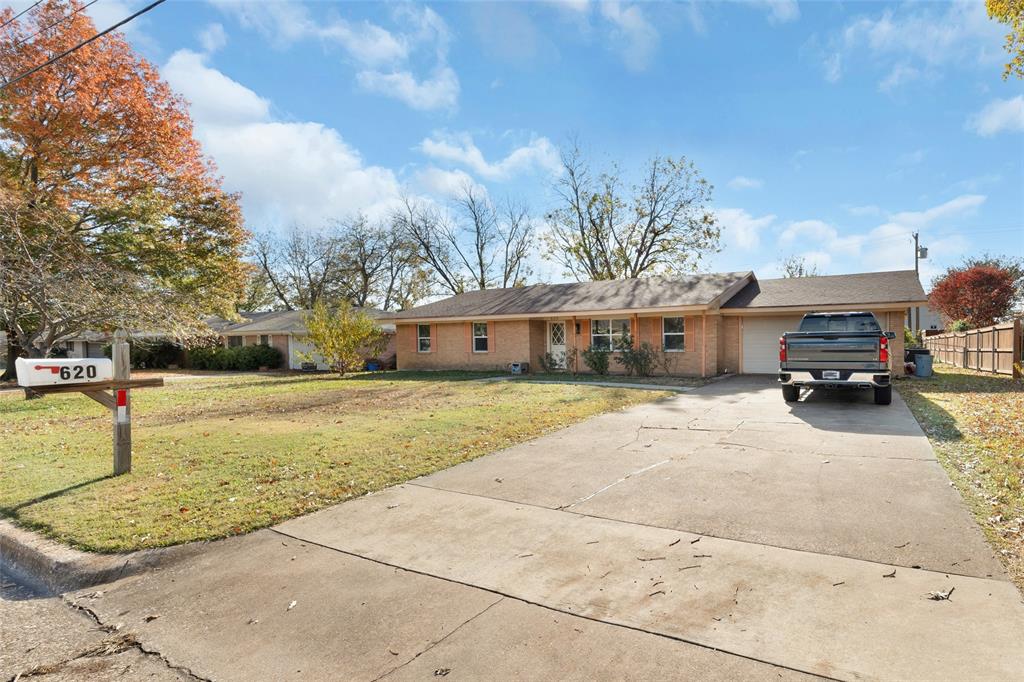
{"left": 783, "top": 333, "right": 882, "bottom": 370}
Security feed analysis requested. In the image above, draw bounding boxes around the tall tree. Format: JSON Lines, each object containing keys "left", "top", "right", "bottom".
{"left": 392, "top": 196, "right": 466, "bottom": 296}
{"left": 0, "top": 1, "right": 246, "bottom": 361}
{"left": 393, "top": 186, "right": 534, "bottom": 295}
{"left": 250, "top": 227, "right": 344, "bottom": 310}
{"left": 780, "top": 254, "right": 820, "bottom": 278}
{"left": 544, "top": 142, "right": 719, "bottom": 281}
{"left": 930, "top": 264, "right": 1017, "bottom": 328}
{"left": 988, "top": 0, "right": 1024, "bottom": 79}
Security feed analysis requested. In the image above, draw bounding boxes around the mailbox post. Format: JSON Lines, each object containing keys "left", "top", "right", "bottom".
{"left": 112, "top": 329, "right": 132, "bottom": 475}
{"left": 15, "top": 329, "right": 163, "bottom": 476}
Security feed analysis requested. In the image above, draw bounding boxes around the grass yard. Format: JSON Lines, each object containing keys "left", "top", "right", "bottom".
{"left": 1, "top": 371, "right": 668, "bottom": 552}
{"left": 897, "top": 365, "right": 1023, "bottom": 589}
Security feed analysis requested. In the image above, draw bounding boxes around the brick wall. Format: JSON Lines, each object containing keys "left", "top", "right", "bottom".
{"left": 719, "top": 316, "right": 740, "bottom": 374}
{"left": 396, "top": 315, "right": 721, "bottom": 376}
{"left": 396, "top": 321, "right": 533, "bottom": 370}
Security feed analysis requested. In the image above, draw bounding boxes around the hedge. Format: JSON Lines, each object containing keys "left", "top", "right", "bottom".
{"left": 188, "top": 344, "right": 283, "bottom": 371}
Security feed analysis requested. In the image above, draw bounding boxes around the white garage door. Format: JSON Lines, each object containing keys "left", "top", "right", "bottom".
{"left": 742, "top": 316, "right": 804, "bottom": 374}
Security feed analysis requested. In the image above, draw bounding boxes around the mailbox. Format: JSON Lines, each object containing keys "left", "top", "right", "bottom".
{"left": 15, "top": 357, "right": 113, "bottom": 387}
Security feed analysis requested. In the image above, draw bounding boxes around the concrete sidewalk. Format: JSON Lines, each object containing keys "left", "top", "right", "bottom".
{"left": 21, "top": 376, "right": 1023, "bottom": 680}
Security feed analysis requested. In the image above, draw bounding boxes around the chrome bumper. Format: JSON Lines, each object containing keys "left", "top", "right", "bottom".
{"left": 779, "top": 370, "right": 890, "bottom": 390}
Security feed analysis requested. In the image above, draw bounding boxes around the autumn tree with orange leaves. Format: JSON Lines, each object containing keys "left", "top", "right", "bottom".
{"left": 0, "top": 0, "right": 247, "bottom": 370}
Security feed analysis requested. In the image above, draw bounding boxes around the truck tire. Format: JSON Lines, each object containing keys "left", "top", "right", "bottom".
{"left": 782, "top": 385, "right": 800, "bottom": 402}
{"left": 874, "top": 385, "right": 892, "bottom": 405}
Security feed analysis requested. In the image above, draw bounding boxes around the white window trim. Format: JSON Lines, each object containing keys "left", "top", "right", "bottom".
{"left": 417, "top": 324, "right": 431, "bottom": 353}
{"left": 662, "top": 317, "right": 686, "bottom": 353}
{"left": 472, "top": 322, "right": 489, "bottom": 353}
{"left": 590, "top": 318, "right": 630, "bottom": 351}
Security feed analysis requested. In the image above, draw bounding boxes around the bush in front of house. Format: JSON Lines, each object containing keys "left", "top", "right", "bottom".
{"left": 103, "top": 340, "right": 184, "bottom": 369}
{"left": 188, "top": 344, "right": 283, "bottom": 371}
{"left": 615, "top": 339, "right": 657, "bottom": 377}
{"left": 581, "top": 345, "right": 610, "bottom": 375}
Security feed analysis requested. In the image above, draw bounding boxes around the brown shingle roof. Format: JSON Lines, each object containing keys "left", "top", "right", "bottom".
{"left": 220, "top": 308, "right": 389, "bottom": 334}
{"left": 722, "top": 270, "right": 926, "bottom": 309}
{"left": 389, "top": 272, "right": 752, "bottom": 320}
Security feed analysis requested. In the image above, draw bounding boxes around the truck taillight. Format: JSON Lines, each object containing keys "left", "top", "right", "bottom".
{"left": 779, "top": 336, "right": 786, "bottom": 362}
{"left": 879, "top": 335, "right": 889, "bottom": 363}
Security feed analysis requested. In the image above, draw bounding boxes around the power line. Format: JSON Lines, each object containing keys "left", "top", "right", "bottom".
{"left": 8, "top": 0, "right": 101, "bottom": 51}
{"left": 0, "top": 0, "right": 166, "bottom": 92}
{"left": 0, "top": 1, "right": 44, "bottom": 31}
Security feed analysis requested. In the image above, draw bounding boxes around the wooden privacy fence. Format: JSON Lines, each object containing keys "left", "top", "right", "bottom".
{"left": 923, "top": 319, "right": 1022, "bottom": 378}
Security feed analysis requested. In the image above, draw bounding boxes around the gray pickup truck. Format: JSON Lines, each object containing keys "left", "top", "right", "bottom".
{"left": 779, "top": 312, "right": 895, "bottom": 405}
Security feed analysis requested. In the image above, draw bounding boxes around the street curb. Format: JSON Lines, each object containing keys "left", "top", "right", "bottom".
{"left": 0, "top": 519, "right": 206, "bottom": 594}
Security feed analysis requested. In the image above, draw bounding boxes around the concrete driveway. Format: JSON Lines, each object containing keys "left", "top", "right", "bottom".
{"left": 64, "top": 376, "right": 1024, "bottom": 681}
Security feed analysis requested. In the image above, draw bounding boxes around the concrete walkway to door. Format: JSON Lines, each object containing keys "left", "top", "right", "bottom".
{"left": 66, "top": 377, "right": 1024, "bottom": 681}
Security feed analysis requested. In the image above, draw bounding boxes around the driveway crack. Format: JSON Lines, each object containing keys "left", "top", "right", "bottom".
{"left": 372, "top": 597, "right": 504, "bottom": 681}
{"left": 558, "top": 459, "right": 670, "bottom": 510}
{"left": 57, "top": 595, "right": 213, "bottom": 682}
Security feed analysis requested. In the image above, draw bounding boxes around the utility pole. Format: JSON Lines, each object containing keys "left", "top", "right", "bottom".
{"left": 912, "top": 233, "right": 927, "bottom": 336}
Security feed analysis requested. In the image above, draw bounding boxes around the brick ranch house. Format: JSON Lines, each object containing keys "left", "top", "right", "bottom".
{"left": 383, "top": 270, "right": 926, "bottom": 376}
{"left": 213, "top": 309, "right": 397, "bottom": 371}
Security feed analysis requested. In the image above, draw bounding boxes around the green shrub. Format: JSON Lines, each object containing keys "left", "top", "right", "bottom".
{"left": 950, "top": 319, "right": 971, "bottom": 332}
{"left": 103, "top": 340, "right": 183, "bottom": 369}
{"left": 615, "top": 337, "right": 656, "bottom": 377}
{"left": 581, "top": 345, "right": 610, "bottom": 375}
{"left": 537, "top": 352, "right": 561, "bottom": 373}
{"left": 187, "top": 344, "right": 282, "bottom": 371}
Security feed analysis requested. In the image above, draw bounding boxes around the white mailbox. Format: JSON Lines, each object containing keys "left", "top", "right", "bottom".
{"left": 15, "top": 357, "right": 114, "bottom": 387}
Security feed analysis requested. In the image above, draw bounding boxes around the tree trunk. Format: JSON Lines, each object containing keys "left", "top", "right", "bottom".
{"left": 1, "top": 329, "right": 21, "bottom": 382}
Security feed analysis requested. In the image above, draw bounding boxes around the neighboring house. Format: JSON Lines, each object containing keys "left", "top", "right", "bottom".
{"left": 61, "top": 330, "right": 116, "bottom": 359}
{"left": 383, "top": 270, "right": 926, "bottom": 376}
{"left": 216, "top": 309, "right": 397, "bottom": 371}
{"left": 916, "top": 305, "right": 944, "bottom": 333}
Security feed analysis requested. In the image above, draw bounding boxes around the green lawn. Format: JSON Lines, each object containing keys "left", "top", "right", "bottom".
{"left": 897, "top": 365, "right": 1023, "bottom": 589}
{"left": 0, "top": 371, "right": 668, "bottom": 552}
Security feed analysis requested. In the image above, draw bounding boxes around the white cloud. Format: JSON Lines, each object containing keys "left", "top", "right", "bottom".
{"left": 212, "top": 1, "right": 458, "bottom": 111}
{"left": 888, "top": 194, "right": 985, "bottom": 228}
{"left": 357, "top": 67, "right": 460, "bottom": 112}
{"left": 967, "top": 96, "right": 1024, "bottom": 137}
{"left": 162, "top": 50, "right": 270, "bottom": 126}
{"left": 418, "top": 132, "right": 561, "bottom": 181}
{"left": 824, "top": 0, "right": 1003, "bottom": 87}
{"left": 844, "top": 204, "right": 882, "bottom": 217}
{"left": 599, "top": 1, "right": 659, "bottom": 72}
{"left": 878, "top": 63, "right": 919, "bottom": 92}
{"left": 781, "top": 219, "right": 837, "bottom": 244}
{"left": 198, "top": 22, "right": 227, "bottom": 53}
{"left": 716, "top": 208, "right": 775, "bottom": 251}
{"left": 753, "top": 0, "right": 800, "bottom": 25}
{"left": 727, "top": 176, "right": 764, "bottom": 190}
{"left": 162, "top": 49, "right": 401, "bottom": 226}
{"left": 822, "top": 52, "right": 842, "bottom": 83}
{"left": 413, "top": 167, "right": 486, "bottom": 198}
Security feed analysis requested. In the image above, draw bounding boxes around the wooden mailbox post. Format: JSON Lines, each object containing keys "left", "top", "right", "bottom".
{"left": 15, "top": 330, "right": 163, "bottom": 475}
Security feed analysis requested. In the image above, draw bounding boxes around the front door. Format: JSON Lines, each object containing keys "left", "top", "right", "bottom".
{"left": 548, "top": 322, "right": 567, "bottom": 369}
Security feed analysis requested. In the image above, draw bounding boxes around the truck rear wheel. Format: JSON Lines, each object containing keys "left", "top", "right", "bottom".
{"left": 874, "top": 385, "right": 892, "bottom": 405}
{"left": 782, "top": 385, "right": 800, "bottom": 402}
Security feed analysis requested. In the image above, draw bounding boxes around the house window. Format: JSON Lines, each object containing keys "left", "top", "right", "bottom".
{"left": 591, "top": 318, "right": 630, "bottom": 350}
{"left": 417, "top": 324, "right": 431, "bottom": 353}
{"left": 259, "top": 335, "right": 270, "bottom": 346}
{"left": 472, "top": 322, "right": 489, "bottom": 352}
{"left": 662, "top": 317, "right": 685, "bottom": 351}
{"left": 228, "top": 336, "right": 242, "bottom": 348}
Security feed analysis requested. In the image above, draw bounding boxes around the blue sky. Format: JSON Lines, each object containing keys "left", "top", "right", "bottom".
{"left": 81, "top": 0, "right": 1024, "bottom": 285}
